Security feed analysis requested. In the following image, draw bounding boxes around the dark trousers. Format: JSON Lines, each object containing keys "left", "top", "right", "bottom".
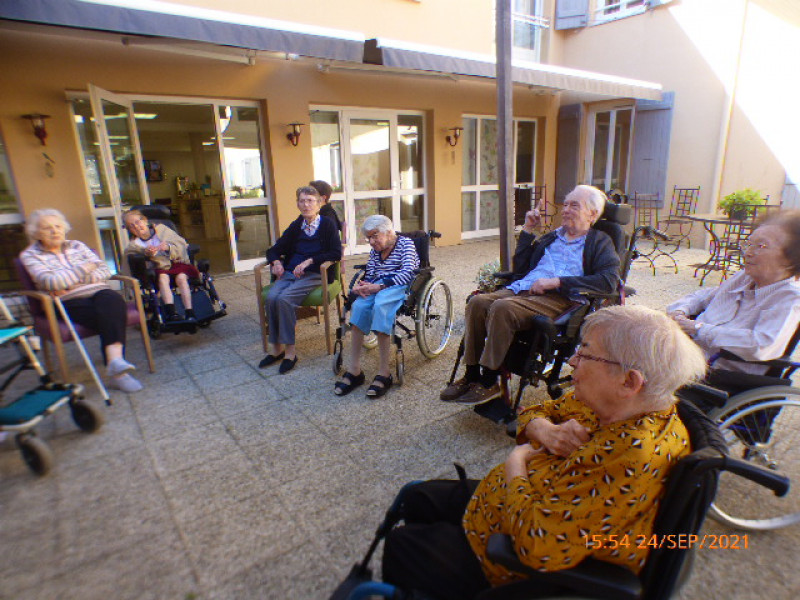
{"left": 62, "top": 289, "right": 127, "bottom": 363}
{"left": 382, "top": 479, "right": 490, "bottom": 600}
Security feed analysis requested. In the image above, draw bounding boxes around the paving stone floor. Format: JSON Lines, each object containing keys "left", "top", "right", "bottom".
{"left": 1, "top": 238, "right": 797, "bottom": 599}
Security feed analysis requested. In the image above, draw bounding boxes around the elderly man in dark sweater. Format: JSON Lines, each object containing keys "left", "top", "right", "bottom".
{"left": 259, "top": 186, "right": 342, "bottom": 373}
{"left": 441, "top": 184, "right": 620, "bottom": 405}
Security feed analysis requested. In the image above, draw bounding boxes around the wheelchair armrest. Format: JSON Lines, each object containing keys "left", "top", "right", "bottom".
{"left": 486, "top": 534, "right": 642, "bottom": 600}
{"left": 568, "top": 288, "right": 619, "bottom": 302}
{"left": 722, "top": 456, "right": 790, "bottom": 497}
{"left": 187, "top": 243, "right": 201, "bottom": 262}
{"left": 494, "top": 271, "right": 515, "bottom": 281}
{"left": 716, "top": 349, "right": 798, "bottom": 370}
{"left": 680, "top": 382, "right": 729, "bottom": 408}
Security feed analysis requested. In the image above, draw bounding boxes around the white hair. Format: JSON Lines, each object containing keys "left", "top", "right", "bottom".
{"left": 581, "top": 305, "right": 707, "bottom": 405}
{"left": 362, "top": 214, "right": 394, "bottom": 235}
{"left": 568, "top": 185, "right": 607, "bottom": 224}
{"left": 26, "top": 209, "right": 71, "bottom": 240}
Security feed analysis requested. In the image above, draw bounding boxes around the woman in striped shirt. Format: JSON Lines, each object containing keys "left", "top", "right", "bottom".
{"left": 335, "top": 215, "right": 419, "bottom": 398}
{"left": 20, "top": 209, "right": 143, "bottom": 392}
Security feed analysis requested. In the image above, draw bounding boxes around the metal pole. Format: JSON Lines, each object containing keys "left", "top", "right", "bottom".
{"left": 53, "top": 296, "right": 111, "bottom": 404}
{"left": 497, "top": 0, "right": 514, "bottom": 270}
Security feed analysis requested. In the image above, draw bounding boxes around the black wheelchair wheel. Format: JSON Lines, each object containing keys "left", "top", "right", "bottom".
{"left": 415, "top": 278, "right": 454, "bottom": 358}
{"left": 70, "top": 398, "right": 105, "bottom": 433}
{"left": 708, "top": 386, "right": 800, "bottom": 530}
{"left": 16, "top": 434, "right": 53, "bottom": 476}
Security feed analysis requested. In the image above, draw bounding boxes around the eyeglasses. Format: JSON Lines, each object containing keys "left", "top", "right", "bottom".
{"left": 365, "top": 231, "right": 382, "bottom": 242}
{"left": 297, "top": 198, "right": 318, "bottom": 205}
{"left": 572, "top": 346, "right": 621, "bottom": 367}
{"left": 742, "top": 239, "right": 771, "bottom": 252}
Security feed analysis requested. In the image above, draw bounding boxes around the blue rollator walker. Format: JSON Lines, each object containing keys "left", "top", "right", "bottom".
{"left": 332, "top": 230, "right": 454, "bottom": 384}
{"left": 0, "top": 296, "right": 104, "bottom": 476}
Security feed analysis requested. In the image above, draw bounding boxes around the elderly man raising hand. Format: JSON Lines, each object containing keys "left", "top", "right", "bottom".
{"left": 441, "top": 184, "right": 620, "bottom": 405}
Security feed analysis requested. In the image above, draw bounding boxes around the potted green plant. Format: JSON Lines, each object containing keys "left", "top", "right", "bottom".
{"left": 718, "top": 188, "right": 767, "bottom": 219}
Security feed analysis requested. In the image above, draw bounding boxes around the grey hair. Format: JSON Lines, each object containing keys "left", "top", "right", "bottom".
{"left": 568, "top": 185, "right": 607, "bottom": 224}
{"left": 362, "top": 214, "right": 394, "bottom": 235}
{"left": 581, "top": 305, "right": 707, "bottom": 406}
{"left": 26, "top": 209, "right": 71, "bottom": 240}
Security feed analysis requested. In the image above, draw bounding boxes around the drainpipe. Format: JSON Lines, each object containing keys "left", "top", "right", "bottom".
{"left": 710, "top": 0, "right": 749, "bottom": 209}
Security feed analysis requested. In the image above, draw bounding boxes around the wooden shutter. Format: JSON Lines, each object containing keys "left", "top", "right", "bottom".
{"left": 628, "top": 92, "right": 675, "bottom": 205}
{"left": 555, "top": 0, "right": 589, "bottom": 30}
{"left": 555, "top": 104, "right": 583, "bottom": 203}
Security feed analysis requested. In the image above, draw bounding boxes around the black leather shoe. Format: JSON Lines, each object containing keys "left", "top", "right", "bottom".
{"left": 258, "top": 352, "right": 285, "bottom": 368}
{"left": 278, "top": 356, "right": 298, "bottom": 374}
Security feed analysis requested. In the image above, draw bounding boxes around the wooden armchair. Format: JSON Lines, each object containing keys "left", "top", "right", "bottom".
{"left": 14, "top": 258, "right": 155, "bottom": 382}
{"left": 254, "top": 260, "right": 343, "bottom": 355}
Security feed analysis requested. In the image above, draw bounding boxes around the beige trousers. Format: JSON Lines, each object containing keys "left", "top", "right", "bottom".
{"left": 463, "top": 289, "right": 574, "bottom": 370}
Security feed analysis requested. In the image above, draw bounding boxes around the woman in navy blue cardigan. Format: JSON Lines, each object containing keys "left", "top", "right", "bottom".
{"left": 259, "top": 186, "right": 342, "bottom": 374}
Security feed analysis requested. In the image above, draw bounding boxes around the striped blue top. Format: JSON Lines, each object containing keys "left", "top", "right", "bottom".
{"left": 364, "top": 235, "right": 420, "bottom": 287}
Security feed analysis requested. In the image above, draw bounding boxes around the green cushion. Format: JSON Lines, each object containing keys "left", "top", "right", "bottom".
{"left": 260, "top": 275, "right": 342, "bottom": 308}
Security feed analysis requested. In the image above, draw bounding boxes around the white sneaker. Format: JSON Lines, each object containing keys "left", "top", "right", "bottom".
{"left": 109, "top": 373, "right": 143, "bottom": 393}
{"left": 107, "top": 357, "right": 137, "bottom": 377}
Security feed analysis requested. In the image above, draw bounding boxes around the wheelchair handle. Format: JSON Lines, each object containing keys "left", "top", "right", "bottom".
{"left": 428, "top": 230, "right": 442, "bottom": 239}
{"left": 722, "top": 456, "right": 790, "bottom": 497}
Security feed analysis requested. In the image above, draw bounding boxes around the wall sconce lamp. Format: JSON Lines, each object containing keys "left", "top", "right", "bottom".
{"left": 22, "top": 113, "right": 51, "bottom": 146}
{"left": 286, "top": 122, "right": 304, "bottom": 146}
{"left": 446, "top": 126, "right": 463, "bottom": 147}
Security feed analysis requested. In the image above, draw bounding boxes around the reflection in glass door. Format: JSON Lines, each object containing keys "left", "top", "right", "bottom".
{"left": 348, "top": 117, "right": 393, "bottom": 253}
{"left": 586, "top": 107, "right": 633, "bottom": 193}
{"left": 87, "top": 85, "right": 150, "bottom": 272}
{"left": 311, "top": 109, "right": 425, "bottom": 254}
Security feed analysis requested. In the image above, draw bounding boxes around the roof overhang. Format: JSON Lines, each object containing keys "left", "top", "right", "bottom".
{"left": 0, "top": 0, "right": 366, "bottom": 62}
{"left": 367, "top": 38, "right": 664, "bottom": 101}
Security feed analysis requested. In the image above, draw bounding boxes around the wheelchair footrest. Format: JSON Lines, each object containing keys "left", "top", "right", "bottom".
{"left": 473, "top": 397, "right": 515, "bottom": 424}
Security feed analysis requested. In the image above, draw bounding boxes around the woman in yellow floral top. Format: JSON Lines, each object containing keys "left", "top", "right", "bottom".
{"left": 382, "top": 306, "right": 707, "bottom": 600}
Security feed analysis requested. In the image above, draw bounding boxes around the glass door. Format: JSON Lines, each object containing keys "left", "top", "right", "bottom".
{"left": 87, "top": 84, "right": 150, "bottom": 270}
{"left": 217, "top": 104, "right": 271, "bottom": 272}
{"left": 585, "top": 106, "right": 633, "bottom": 193}
{"left": 343, "top": 114, "right": 396, "bottom": 254}
{"left": 311, "top": 109, "right": 425, "bottom": 255}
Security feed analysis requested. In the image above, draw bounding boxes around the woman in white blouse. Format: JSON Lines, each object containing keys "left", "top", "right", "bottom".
{"left": 667, "top": 210, "right": 800, "bottom": 373}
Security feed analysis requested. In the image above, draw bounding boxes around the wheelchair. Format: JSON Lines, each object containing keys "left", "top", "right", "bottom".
{"left": 680, "top": 323, "right": 800, "bottom": 531}
{"left": 332, "top": 230, "right": 454, "bottom": 384}
{"left": 126, "top": 205, "right": 227, "bottom": 339}
{"left": 329, "top": 401, "right": 789, "bottom": 600}
{"left": 446, "top": 201, "right": 664, "bottom": 425}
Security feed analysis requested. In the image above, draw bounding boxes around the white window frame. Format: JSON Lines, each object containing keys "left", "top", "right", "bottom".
{"left": 512, "top": 0, "right": 548, "bottom": 62}
{"left": 592, "top": 0, "right": 647, "bottom": 25}
{"left": 461, "top": 115, "right": 538, "bottom": 240}
{"left": 584, "top": 102, "right": 635, "bottom": 193}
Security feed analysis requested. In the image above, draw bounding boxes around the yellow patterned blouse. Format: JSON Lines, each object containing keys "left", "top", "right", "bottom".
{"left": 462, "top": 392, "right": 690, "bottom": 586}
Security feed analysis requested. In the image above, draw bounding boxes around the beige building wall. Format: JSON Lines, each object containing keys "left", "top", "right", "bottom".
{"left": 155, "top": 0, "right": 497, "bottom": 55}
{"left": 555, "top": 0, "right": 798, "bottom": 210}
{"left": 0, "top": 26, "right": 556, "bottom": 251}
